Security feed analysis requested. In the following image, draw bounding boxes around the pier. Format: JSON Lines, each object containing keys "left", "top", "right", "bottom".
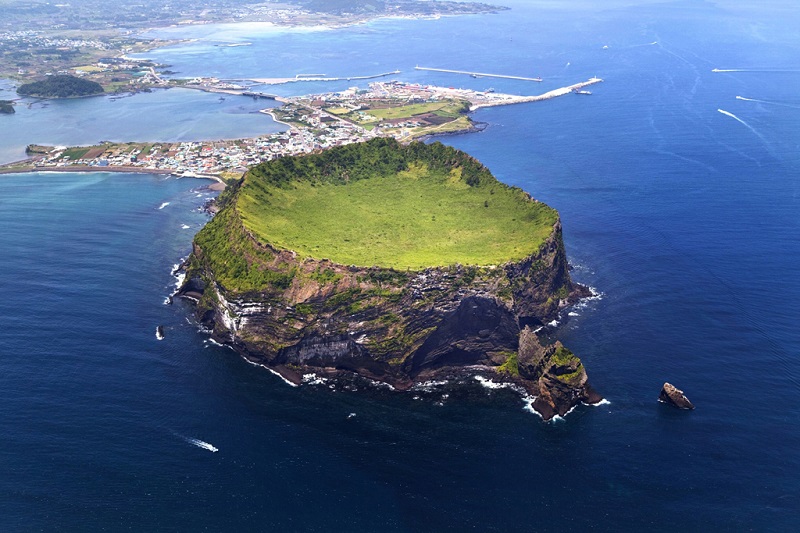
{"left": 469, "top": 77, "right": 604, "bottom": 111}
{"left": 415, "top": 66, "right": 543, "bottom": 82}
{"left": 246, "top": 70, "right": 401, "bottom": 85}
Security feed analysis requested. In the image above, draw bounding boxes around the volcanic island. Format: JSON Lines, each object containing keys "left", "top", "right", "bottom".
{"left": 178, "top": 138, "right": 602, "bottom": 420}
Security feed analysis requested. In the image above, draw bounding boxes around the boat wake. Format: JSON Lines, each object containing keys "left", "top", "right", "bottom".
{"left": 717, "top": 108, "right": 775, "bottom": 156}
{"left": 736, "top": 95, "right": 800, "bottom": 110}
{"left": 180, "top": 434, "right": 219, "bottom": 452}
{"left": 713, "top": 68, "right": 800, "bottom": 73}
{"left": 158, "top": 202, "right": 170, "bottom": 210}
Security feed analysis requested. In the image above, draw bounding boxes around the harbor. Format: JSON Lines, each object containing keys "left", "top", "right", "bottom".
{"left": 244, "top": 70, "right": 402, "bottom": 85}
{"left": 414, "top": 66, "right": 543, "bottom": 82}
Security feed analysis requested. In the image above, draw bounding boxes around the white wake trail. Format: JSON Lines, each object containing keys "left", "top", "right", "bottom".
{"left": 187, "top": 437, "right": 219, "bottom": 452}
{"left": 173, "top": 432, "right": 219, "bottom": 452}
{"left": 717, "top": 109, "right": 776, "bottom": 158}
{"left": 736, "top": 96, "right": 800, "bottom": 110}
{"left": 713, "top": 68, "right": 800, "bottom": 73}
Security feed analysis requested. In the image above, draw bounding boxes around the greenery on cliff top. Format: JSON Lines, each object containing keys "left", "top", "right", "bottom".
{"left": 17, "top": 75, "right": 103, "bottom": 98}
{"left": 192, "top": 139, "right": 559, "bottom": 291}
{"left": 232, "top": 138, "right": 558, "bottom": 270}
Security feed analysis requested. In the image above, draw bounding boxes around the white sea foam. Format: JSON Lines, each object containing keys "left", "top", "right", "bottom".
{"left": 411, "top": 380, "right": 449, "bottom": 391}
{"left": 173, "top": 271, "right": 186, "bottom": 290}
{"left": 239, "top": 359, "right": 299, "bottom": 387}
{"left": 474, "top": 375, "right": 513, "bottom": 390}
{"left": 568, "top": 311, "right": 579, "bottom": 317}
{"left": 365, "top": 379, "right": 396, "bottom": 391}
{"left": 474, "top": 375, "right": 527, "bottom": 396}
{"left": 302, "top": 373, "right": 328, "bottom": 386}
{"left": 158, "top": 202, "right": 170, "bottom": 210}
{"left": 522, "top": 395, "right": 543, "bottom": 419}
{"left": 586, "top": 398, "right": 611, "bottom": 407}
{"left": 549, "top": 404, "right": 578, "bottom": 422}
{"left": 548, "top": 319, "right": 559, "bottom": 327}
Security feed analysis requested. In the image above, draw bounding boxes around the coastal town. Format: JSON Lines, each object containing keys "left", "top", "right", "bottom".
{"left": 1, "top": 77, "right": 602, "bottom": 181}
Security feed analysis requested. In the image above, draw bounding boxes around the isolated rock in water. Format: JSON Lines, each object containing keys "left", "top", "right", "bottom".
{"left": 659, "top": 382, "right": 694, "bottom": 409}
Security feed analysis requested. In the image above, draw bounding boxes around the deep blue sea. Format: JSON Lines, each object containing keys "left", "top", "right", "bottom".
{"left": 2, "top": 1, "right": 799, "bottom": 530}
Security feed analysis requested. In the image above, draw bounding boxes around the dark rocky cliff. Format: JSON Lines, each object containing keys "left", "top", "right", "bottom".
{"left": 178, "top": 140, "right": 601, "bottom": 420}
{"left": 180, "top": 216, "right": 600, "bottom": 420}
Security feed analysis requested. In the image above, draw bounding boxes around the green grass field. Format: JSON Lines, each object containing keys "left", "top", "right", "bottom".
{"left": 237, "top": 160, "right": 557, "bottom": 270}
{"left": 61, "top": 147, "right": 90, "bottom": 160}
{"left": 366, "top": 100, "right": 467, "bottom": 121}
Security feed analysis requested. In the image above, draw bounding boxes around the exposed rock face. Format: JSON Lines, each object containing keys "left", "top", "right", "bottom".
{"left": 180, "top": 217, "right": 600, "bottom": 420}
{"left": 659, "top": 382, "right": 695, "bottom": 410}
{"left": 518, "top": 333, "right": 602, "bottom": 419}
{"left": 178, "top": 141, "right": 601, "bottom": 421}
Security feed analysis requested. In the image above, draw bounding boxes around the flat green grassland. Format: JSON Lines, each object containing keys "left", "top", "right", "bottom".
{"left": 366, "top": 100, "right": 466, "bottom": 120}
{"left": 237, "top": 163, "right": 557, "bottom": 269}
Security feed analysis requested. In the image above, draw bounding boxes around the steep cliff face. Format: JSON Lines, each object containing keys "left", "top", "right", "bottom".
{"left": 179, "top": 139, "right": 601, "bottom": 420}
{"left": 180, "top": 217, "right": 598, "bottom": 419}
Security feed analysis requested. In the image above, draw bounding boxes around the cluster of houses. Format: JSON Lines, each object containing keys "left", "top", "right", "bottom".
{"left": 0, "top": 30, "right": 109, "bottom": 51}
{"left": 32, "top": 111, "right": 379, "bottom": 177}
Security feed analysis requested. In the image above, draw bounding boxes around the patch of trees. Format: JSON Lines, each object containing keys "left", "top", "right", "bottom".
{"left": 17, "top": 74, "right": 103, "bottom": 98}
{"left": 247, "top": 138, "right": 495, "bottom": 190}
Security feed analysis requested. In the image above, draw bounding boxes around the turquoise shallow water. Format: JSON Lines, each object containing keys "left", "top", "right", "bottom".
{"left": 1, "top": 1, "right": 799, "bottom": 530}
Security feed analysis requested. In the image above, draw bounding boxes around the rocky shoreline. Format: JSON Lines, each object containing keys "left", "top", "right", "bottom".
{"left": 176, "top": 139, "right": 602, "bottom": 420}
{"left": 177, "top": 219, "right": 602, "bottom": 420}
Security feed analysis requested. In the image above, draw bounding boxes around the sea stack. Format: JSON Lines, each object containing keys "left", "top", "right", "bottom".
{"left": 178, "top": 138, "right": 601, "bottom": 420}
{"left": 659, "top": 382, "right": 694, "bottom": 410}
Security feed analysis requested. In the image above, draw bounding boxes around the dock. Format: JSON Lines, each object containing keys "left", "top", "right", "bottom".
{"left": 245, "top": 70, "right": 401, "bottom": 85}
{"left": 414, "top": 66, "right": 543, "bottom": 82}
{"left": 469, "top": 77, "right": 603, "bottom": 111}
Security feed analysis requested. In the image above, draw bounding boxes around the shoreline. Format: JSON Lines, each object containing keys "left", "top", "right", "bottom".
{"left": 0, "top": 164, "right": 226, "bottom": 188}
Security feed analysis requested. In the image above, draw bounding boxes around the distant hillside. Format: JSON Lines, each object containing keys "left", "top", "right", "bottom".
{"left": 303, "top": 0, "right": 385, "bottom": 14}
{"left": 17, "top": 75, "right": 104, "bottom": 98}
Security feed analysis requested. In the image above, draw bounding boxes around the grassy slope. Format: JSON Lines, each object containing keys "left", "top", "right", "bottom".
{"left": 236, "top": 159, "right": 557, "bottom": 270}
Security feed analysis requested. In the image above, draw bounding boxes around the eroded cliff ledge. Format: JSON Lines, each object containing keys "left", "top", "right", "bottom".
{"left": 179, "top": 138, "right": 601, "bottom": 420}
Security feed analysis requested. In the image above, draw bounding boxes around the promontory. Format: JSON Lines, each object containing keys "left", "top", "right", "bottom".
{"left": 179, "top": 138, "right": 601, "bottom": 420}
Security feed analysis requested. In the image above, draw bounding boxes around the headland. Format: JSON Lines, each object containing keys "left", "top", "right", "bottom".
{"left": 178, "top": 138, "right": 601, "bottom": 420}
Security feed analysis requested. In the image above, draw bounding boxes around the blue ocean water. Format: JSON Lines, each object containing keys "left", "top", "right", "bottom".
{"left": 0, "top": 85, "right": 284, "bottom": 165}
{"left": 2, "top": 1, "right": 799, "bottom": 530}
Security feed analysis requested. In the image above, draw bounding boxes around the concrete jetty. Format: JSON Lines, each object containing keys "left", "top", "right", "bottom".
{"left": 415, "top": 66, "right": 543, "bottom": 82}
{"left": 246, "top": 70, "right": 401, "bottom": 85}
{"left": 470, "top": 77, "right": 603, "bottom": 111}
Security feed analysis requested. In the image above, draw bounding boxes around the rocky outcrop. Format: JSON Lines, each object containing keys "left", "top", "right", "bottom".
{"left": 178, "top": 140, "right": 602, "bottom": 421}
{"left": 659, "top": 382, "right": 694, "bottom": 410}
{"left": 179, "top": 216, "right": 601, "bottom": 420}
